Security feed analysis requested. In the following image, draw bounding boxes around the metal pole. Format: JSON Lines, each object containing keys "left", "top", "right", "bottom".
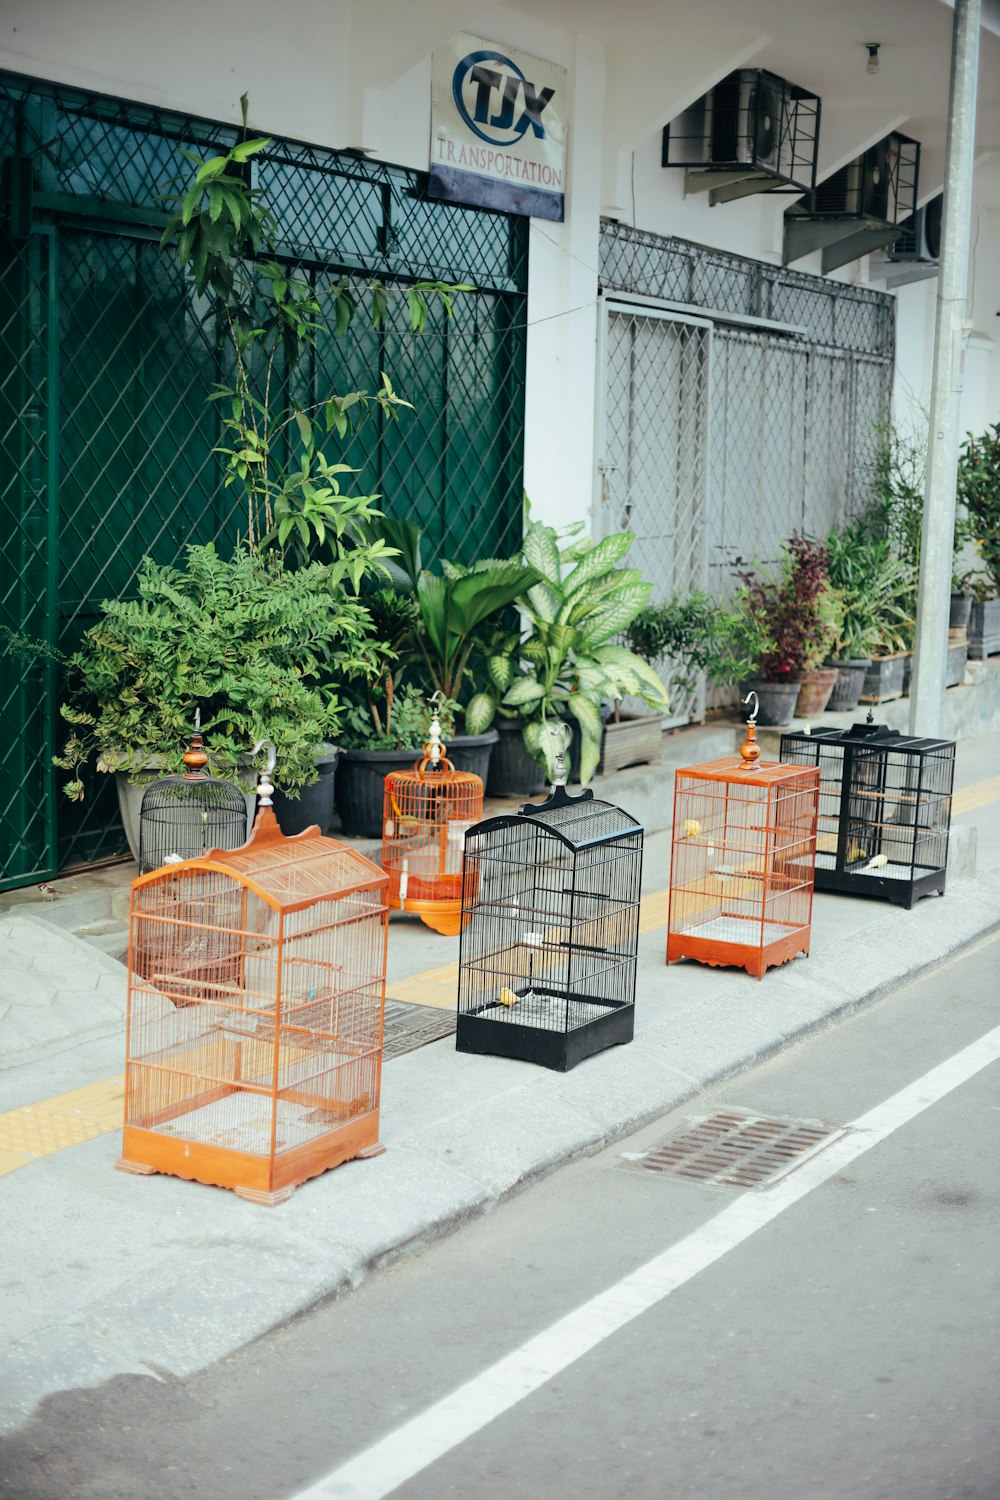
{"left": 909, "top": 0, "right": 981, "bottom": 736}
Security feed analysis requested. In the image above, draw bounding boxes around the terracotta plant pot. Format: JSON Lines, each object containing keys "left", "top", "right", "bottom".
{"left": 793, "top": 666, "right": 839, "bottom": 719}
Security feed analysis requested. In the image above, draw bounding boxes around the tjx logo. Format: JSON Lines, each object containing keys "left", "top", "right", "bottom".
{"left": 453, "top": 49, "right": 555, "bottom": 146}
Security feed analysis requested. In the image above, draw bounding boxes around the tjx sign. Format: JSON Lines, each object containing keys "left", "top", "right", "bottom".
{"left": 429, "top": 36, "right": 567, "bottom": 221}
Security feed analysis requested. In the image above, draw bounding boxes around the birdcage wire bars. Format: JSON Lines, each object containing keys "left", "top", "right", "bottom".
{"left": 456, "top": 788, "right": 643, "bottom": 1071}
{"left": 138, "top": 777, "right": 250, "bottom": 874}
{"left": 667, "top": 759, "right": 819, "bottom": 979}
{"left": 382, "top": 755, "right": 484, "bottom": 936}
{"left": 137, "top": 721, "right": 249, "bottom": 874}
{"left": 779, "top": 723, "right": 955, "bottom": 907}
{"left": 118, "top": 813, "right": 389, "bottom": 1204}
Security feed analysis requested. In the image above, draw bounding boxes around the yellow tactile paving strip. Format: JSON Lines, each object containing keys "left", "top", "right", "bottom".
{"left": 953, "top": 774, "right": 1000, "bottom": 816}
{"left": 0, "top": 770, "right": 995, "bottom": 1180}
{"left": 0, "top": 1076, "right": 125, "bottom": 1178}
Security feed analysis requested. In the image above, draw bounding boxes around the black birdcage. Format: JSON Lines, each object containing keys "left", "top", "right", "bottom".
{"left": 456, "top": 741, "right": 643, "bottom": 1071}
{"left": 779, "top": 718, "right": 955, "bottom": 908}
{"left": 138, "top": 722, "right": 249, "bottom": 875}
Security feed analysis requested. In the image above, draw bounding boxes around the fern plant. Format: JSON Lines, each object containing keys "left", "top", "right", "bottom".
{"left": 56, "top": 544, "right": 380, "bottom": 797}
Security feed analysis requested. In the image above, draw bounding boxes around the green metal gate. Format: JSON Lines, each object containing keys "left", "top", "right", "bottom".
{"left": 0, "top": 72, "right": 527, "bottom": 887}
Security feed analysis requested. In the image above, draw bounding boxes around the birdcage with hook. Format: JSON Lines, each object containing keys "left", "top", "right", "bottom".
{"left": 381, "top": 695, "right": 484, "bottom": 936}
{"left": 779, "top": 713, "right": 955, "bottom": 908}
{"left": 137, "top": 711, "right": 250, "bottom": 875}
{"left": 456, "top": 723, "right": 643, "bottom": 1071}
{"left": 118, "top": 739, "right": 390, "bottom": 1204}
{"left": 667, "top": 692, "right": 820, "bottom": 978}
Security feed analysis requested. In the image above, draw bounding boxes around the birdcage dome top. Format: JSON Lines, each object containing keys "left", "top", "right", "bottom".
{"left": 138, "top": 809, "right": 386, "bottom": 911}
{"left": 473, "top": 788, "right": 641, "bottom": 850}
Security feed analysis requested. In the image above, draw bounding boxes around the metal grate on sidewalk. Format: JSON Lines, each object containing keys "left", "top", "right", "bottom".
{"left": 383, "top": 1000, "right": 456, "bottom": 1060}
{"left": 620, "top": 1109, "right": 846, "bottom": 1190}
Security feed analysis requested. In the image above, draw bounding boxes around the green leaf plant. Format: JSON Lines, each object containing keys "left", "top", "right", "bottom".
{"left": 367, "top": 516, "right": 541, "bottom": 728}
{"left": 475, "top": 517, "right": 670, "bottom": 785}
{"left": 160, "top": 95, "right": 471, "bottom": 566}
{"left": 55, "top": 544, "right": 383, "bottom": 797}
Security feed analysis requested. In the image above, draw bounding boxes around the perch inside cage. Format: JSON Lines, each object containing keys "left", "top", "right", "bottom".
{"left": 138, "top": 713, "right": 249, "bottom": 874}
{"left": 118, "top": 740, "right": 390, "bottom": 1204}
{"left": 666, "top": 695, "right": 820, "bottom": 979}
{"left": 456, "top": 725, "right": 643, "bottom": 1071}
{"left": 381, "top": 703, "right": 484, "bottom": 936}
{"left": 779, "top": 714, "right": 955, "bottom": 908}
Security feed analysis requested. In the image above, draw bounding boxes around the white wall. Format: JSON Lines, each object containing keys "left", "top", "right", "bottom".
{"left": 0, "top": 0, "right": 354, "bottom": 145}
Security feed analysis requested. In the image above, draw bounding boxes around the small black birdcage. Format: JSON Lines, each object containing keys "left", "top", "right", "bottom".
{"left": 779, "top": 718, "right": 955, "bottom": 908}
{"left": 138, "top": 723, "right": 249, "bottom": 875}
{"left": 456, "top": 760, "right": 643, "bottom": 1071}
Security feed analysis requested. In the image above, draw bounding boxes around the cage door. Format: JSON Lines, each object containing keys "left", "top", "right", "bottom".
{"left": 595, "top": 300, "right": 711, "bottom": 727}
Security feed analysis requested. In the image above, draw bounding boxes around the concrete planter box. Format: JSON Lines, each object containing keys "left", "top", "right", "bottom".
{"left": 901, "top": 643, "right": 968, "bottom": 696}
{"left": 969, "top": 598, "right": 1000, "bottom": 659}
{"left": 860, "top": 653, "right": 908, "bottom": 704}
{"left": 598, "top": 712, "right": 663, "bottom": 773}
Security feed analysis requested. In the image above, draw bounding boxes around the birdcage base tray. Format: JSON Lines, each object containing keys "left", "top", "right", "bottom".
{"left": 118, "top": 1108, "right": 381, "bottom": 1202}
{"left": 814, "top": 859, "right": 946, "bottom": 908}
{"left": 389, "top": 895, "right": 466, "bottom": 936}
{"left": 457, "top": 997, "right": 634, "bottom": 1072}
{"left": 667, "top": 917, "right": 809, "bottom": 980}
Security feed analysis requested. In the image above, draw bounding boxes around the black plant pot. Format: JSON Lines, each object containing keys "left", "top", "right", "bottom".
{"left": 486, "top": 720, "right": 546, "bottom": 797}
{"left": 272, "top": 746, "right": 339, "bottom": 837}
{"left": 739, "top": 679, "right": 801, "bottom": 726}
{"left": 335, "top": 745, "right": 422, "bottom": 838}
{"left": 486, "top": 719, "right": 582, "bottom": 797}
{"left": 445, "top": 729, "right": 499, "bottom": 784}
{"left": 949, "top": 593, "right": 973, "bottom": 630}
{"left": 826, "top": 659, "right": 870, "bottom": 714}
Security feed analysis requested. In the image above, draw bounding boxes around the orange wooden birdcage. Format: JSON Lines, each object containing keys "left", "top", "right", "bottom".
{"left": 381, "top": 707, "right": 484, "bottom": 936}
{"left": 117, "top": 742, "right": 389, "bottom": 1204}
{"left": 666, "top": 702, "right": 820, "bottom": 980}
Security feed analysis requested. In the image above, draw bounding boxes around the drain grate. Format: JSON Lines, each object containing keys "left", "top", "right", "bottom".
{"left": 383, "top": 1000, "right": 456, "bottom": 1060}
{"left": 621, "top": 1109, "right": 846, "bottom": 1190}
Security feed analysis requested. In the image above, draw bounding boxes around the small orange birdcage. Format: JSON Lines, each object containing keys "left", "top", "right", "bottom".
{"left": 117, "top": 741, "right": 390, "bottom": 1204}
{"left": 381, "top": 704, "right": 484, "bottom": 936}
{"left": 666, "top": 697, "right": 820, "bottom": 980}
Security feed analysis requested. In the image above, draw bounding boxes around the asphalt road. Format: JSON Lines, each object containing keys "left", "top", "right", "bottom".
{"left": 2, "top": 933, "right": 998, "bottom": 1500}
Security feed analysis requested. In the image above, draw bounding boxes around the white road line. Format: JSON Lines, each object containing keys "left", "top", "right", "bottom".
{"left": 292, "top": 1024, "right": 1000, "bottom": 1500}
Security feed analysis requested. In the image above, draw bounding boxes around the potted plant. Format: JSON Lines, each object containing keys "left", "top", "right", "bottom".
{"left": 958, "top": 422, "right": 1000, "bottom": 659}
{"left": 55, "top": 544, "right": 377, "bottom": 858}
{"left": 824, "top": 528, "right": 914, "bottom": 713}
{"left": 733, "top": 534, "right": 834, "bottom": 724}
{"left": 333, "top": 587, "right": 429, "bottom": 838}
{"left": 374, "top": 516, "right": 539, "bottom": 782}
{"left": 473, "top": 519, "right": 669, "bottom": 790}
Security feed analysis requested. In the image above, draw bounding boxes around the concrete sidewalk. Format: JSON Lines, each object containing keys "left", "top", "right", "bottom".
{"left": 1, "top": 728, "right": 998, "bottom": 1438}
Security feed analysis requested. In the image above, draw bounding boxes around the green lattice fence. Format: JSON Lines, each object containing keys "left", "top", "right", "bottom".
{"left": 0, "top": 72, "right": 527, "bottom": 885}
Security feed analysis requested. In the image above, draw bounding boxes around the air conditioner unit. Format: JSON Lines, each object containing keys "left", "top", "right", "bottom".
{"left": 662, "top": 69, "right": 820, "bottom": 197}
{"left": 888, "top": 196, "right": 942, "bottom": 262}
{"left": 803, "top": 132, "right": 919, "bottom": 226}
